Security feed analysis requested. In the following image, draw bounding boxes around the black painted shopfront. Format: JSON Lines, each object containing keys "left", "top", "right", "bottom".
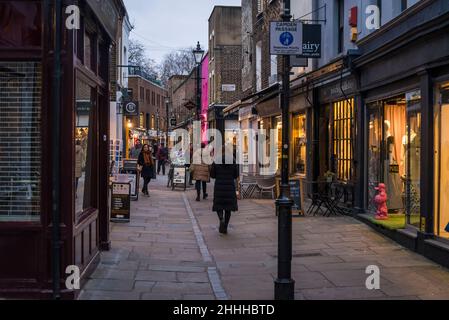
{"left": 354, "top": 0, "right": 449, "bottom": 266}
{"left": 0, "top": 0, "right": 122, "bottom": 299}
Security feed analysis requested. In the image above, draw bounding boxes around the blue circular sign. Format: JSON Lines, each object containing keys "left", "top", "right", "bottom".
{"left": 280, "top": 32, "right": 294, "bottom": 46}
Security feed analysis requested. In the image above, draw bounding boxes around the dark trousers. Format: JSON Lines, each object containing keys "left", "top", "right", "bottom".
{"left": 157, "top": 160, "right": 166, "bottom": 175}
{"left": 217, "top": 210, "right": 232, "bottom": 226}
{"left": 195, "top": 180, "right": 207, "bottom": 196}
{"left": 142, "top": 177, "right": 151, "bottom": 194}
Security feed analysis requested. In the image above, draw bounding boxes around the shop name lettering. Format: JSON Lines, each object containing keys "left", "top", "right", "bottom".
{"left": 303, "top": 42, "right": 320, "bottom": 53}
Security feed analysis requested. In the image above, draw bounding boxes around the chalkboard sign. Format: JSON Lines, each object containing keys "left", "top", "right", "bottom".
{"left": 111, "top": 182, "right": 131, "bottom": 223}
{"left": 289, "top": 179, "right": 301, "bottom": 211}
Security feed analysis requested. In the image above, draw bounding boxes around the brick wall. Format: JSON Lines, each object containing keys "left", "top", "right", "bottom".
{"left": 128, "top": 76, "right": 168, "bottom": 131}
{"left": 242, "top": 0, "right": 282, "bottom": 98}
{"left": 214, "top": 45, "right": 243, "bottom": 104}
{"left": 169, "top": 73, "right": 196, "bottom": 127}
{"left": 0, "top": 61, "right": 42, "bottom": 217}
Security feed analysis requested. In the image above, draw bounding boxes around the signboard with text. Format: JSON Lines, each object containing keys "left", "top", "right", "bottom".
{"left": 300, "top": 24, "right": 322, "bottom": 58}
{"left": 270, "top": 21, "right": 303, "bottom": 55}
{"left": 111, "top": 182, "right": 131, "bottom": 223}
{"left": 222, "top": 84, "right": 236, "bottom": 92}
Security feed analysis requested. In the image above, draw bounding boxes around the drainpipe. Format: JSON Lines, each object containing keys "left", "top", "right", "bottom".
{"left": 51, "top": 0, "right": 63, "bottom": 300}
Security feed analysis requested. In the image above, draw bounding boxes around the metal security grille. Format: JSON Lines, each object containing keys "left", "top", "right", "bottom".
{"left": 333, "top": 98, "right": 354, "bottom": 182}
{"left": 0, "top": 62, "right": 41, "bottom": 220}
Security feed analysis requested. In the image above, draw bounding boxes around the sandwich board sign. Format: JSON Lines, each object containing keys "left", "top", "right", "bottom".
{"left": 270, "top": 21, "right": 303, "bottom": 55}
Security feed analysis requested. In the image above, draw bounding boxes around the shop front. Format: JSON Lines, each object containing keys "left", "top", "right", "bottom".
{"left": 0, "top": 0, "right": 122, "bottom": 298}
{"left": 354, "top": 0, "right": 449, "bottom": 266}
{"left": 310, "top": 68, "right": 358, "bottom": 211}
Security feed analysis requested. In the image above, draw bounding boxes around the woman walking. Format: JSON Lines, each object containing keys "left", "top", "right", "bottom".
{"left": 191, "top": 143, "right": 210, "bottom": 202}
{"left": 210, "top": 146, "right": 239, "bottom": 234}
{"left": 138, "top": 144, "right": 154, "bottom": 197}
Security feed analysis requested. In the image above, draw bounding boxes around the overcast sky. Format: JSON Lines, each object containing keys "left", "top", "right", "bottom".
{"left": 124, "top": 0, "right": 241, "bottom": 64}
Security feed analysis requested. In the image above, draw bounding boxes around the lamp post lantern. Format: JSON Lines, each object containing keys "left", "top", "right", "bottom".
{"left": 275, "top": 0, "right": 295, "bottom": 300}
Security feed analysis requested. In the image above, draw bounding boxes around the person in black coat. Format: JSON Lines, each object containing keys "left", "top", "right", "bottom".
{"left": 137, "top": 144, "right": 154, "bottom": 197}
{"left": 210, "top": 147, "right": 239, "bottom": 234}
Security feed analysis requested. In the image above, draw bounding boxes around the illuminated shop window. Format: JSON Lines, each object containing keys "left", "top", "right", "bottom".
{"left": 333, "top": 99, "right": 354, "bottom": 182}
{"left": 292, "top": 113, "right": 307, "bottom": 175}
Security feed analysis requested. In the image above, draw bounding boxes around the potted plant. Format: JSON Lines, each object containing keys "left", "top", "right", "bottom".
{"left": 324, "top": 171, "right": 336, "bottom": 183}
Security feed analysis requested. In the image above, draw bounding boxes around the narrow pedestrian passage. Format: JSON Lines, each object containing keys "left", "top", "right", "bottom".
{"left": 80, "top": 175, "right": 449, "bottom": 300}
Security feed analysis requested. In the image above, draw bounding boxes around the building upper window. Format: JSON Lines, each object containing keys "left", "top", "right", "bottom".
{"left": 257, "top": 0, "right": 265, "bottom": 14}
{"left": 256, "top": 41, "right": 262, "bottom": 91}
{"left": 337, "top": 0, "right": 344, "bottom": 54}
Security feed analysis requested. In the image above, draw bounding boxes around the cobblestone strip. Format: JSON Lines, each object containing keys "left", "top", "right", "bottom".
{"left": 182, "top": 193, "right": 229, "bottom": 300}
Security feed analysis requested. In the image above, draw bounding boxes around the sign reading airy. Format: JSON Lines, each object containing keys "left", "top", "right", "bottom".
{"left": 270, "top": 21, "right": 303, "bottom": 55}
{"left": 301, "top": 24, "right": 322, "bottom": 58}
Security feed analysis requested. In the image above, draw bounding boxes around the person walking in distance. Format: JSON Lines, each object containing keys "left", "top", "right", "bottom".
{"left": 156, "top": 142, "right": 168, "bottom": 175}
{"left": 210, "top": 145, "right": 239, "bottom": 234}
{"left": 137, "top": 144, "right": 154, "bottom": 197}
{"left": 191, "top": 143, "right": 210, "bottom": 202}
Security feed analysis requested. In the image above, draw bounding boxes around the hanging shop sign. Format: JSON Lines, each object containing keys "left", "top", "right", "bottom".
{"left": 111, "top": 181, "right": 131, "bottom": 222}
{"left": 124, "top": 101, "right": 139, "bottom": 116}
{"left": 300, "top": 24, "right": 322, "bottom": 58}
{"left": 270, "top": 21, "right": 303, "bottom": 55}
{"left": 170, "top": 118, "right": 177, "bottom": 127}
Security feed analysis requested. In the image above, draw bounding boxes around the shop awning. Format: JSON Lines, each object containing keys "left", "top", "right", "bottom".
{"left": 224, "top": 83, "right": 281, "bottom": 117}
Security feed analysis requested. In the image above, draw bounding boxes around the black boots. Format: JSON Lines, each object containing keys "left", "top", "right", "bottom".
{"left": 217, "top": 211, "right": 231, "bottom": 234}
{"left": 217, "top": 211, "right": 226, "bottom": 234}
{"left": 196, "top": 192, "right": 208, "bottom": 202}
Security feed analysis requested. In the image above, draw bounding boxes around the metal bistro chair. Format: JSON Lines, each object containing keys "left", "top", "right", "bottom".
{"left": 305, "top": 180, "right": 330, "bottom": 216}
{"left": 239, "top": 174, "right": 258, "bottom": 199}
{"left": 256, "top": 175, "right": 276, "bottom": 199}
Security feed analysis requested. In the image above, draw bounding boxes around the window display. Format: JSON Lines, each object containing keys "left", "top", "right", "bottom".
{"left": 75, "top": 78, "right": 96, "bottom": 217}
{"left": 434, "top": 84, "right": 449, "bottom": 238}
{"left": 292, "top": 113, "right": 307, "bottom": 175}
{"left": 274, "top": 116, "right": 282, "bottom": 173}
{"left": 367, "top": 92, "right": 421, "bottom": 227}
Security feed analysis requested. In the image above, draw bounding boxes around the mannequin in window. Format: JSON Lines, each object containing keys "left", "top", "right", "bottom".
{"left": 384, "top": 120, "right": 403, "bottom": 211}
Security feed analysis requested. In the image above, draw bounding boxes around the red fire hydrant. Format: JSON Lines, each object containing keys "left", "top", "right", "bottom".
{"left": 374, "top": 183, "right": 388, "bottom": 220}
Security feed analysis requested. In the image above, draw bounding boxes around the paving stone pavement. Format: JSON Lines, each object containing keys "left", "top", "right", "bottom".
{"left": 79, "top": 174, "right": 449, "bottom": 300}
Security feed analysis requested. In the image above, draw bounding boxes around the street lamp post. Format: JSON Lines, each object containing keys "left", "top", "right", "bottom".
{"left": 193, "top": 41, "right": 205, "bottom": 128}
{"left": 275, "top": 0, "right": 295, "bottom": 300}
{"left": 165, "top": 97, "right": 170, "bottom": 146}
